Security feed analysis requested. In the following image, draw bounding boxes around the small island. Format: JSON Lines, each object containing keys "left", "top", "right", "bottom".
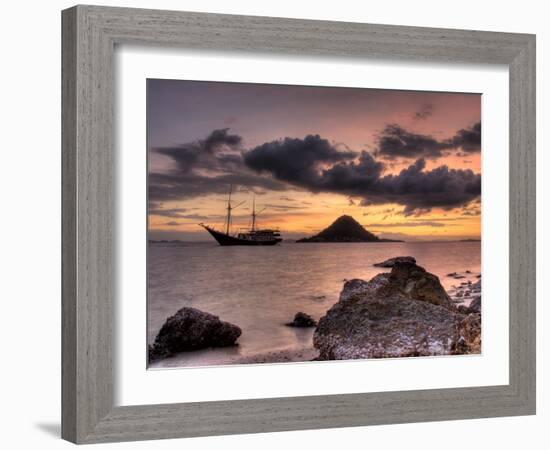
{"left": 296, "top": 215, "right": 403, "bottom": 243}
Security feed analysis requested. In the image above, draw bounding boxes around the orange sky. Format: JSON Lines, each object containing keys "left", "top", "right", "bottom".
{"left": 147, "top": 80, "right": 481, "bottom": 242}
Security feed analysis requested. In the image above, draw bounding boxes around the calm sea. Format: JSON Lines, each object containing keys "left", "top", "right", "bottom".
{"left": 148, "top": 241, "right": 481, "bottom": 367}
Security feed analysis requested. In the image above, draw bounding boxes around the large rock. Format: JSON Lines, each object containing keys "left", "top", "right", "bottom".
{"left": 149, "top": 307, "right": 241, "bottom": 361}
{"left": 373, "top": 256, "right": 416, "bottom": 268}
{"left": 314, "top": 262, "right": 478, "bottom": 360}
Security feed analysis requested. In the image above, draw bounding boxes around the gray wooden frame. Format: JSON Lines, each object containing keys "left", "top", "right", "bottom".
{"left": 62, "top": 4, "right": 536, "bottom": 444}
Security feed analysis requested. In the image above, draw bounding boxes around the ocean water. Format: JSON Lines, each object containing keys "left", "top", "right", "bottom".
{"left": 148, "top": 241, "right": 481, "bottom": 368}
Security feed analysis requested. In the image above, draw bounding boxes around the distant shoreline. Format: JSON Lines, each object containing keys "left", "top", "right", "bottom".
{"left": 148, "top": 239, "right": 481, "bottom": 245}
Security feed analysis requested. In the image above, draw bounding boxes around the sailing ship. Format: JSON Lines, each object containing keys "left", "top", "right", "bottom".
{"left": 199, "top": 186, "right": 282, "bottom": 246}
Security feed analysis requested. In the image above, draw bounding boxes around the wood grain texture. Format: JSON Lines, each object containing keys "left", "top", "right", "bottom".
{"left": 61, "top": 7, "right": 77, "bottom": 443}
{"left": 61, "top": 5, "right": 536, "bottom": 444}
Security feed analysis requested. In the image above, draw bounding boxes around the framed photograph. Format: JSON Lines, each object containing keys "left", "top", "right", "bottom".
{"left": 62, "top": 5, "right": 536, "bottom": 444}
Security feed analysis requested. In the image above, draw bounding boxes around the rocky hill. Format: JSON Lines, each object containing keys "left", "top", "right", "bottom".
{"left": 296, "top": 215, "right": 402, "bottom": 243}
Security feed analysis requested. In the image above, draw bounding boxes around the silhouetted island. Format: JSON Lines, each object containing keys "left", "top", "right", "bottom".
{"left": 296, "top": 215, "right": 403, "bottom": 243}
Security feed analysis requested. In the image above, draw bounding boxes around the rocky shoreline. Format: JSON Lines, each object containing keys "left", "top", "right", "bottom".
{"left": 149, "top": 257, "right": 481, "bottom": 365}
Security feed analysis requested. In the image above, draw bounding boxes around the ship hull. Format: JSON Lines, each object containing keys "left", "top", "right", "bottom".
{"left": 202, "top": 225, "right": 281, "bottom": 246}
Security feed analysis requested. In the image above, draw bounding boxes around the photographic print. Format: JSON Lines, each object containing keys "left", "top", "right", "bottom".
{"left": 147, "top": 80, "right": 482, "bottom": 368}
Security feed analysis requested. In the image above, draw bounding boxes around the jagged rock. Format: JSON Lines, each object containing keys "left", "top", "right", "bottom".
{"left": 314, "top": 262, "right": 466, "bottom": 360}
{"left": 452, "top": 313, "right": 481, "bottom": 354}
{"left": 285, "top": 312, "right": 317, "bottom": 327}
{"left": 373, "top": 256, "right": 416, "bottom": 268}
{"left": 389, "top": 262, "right": 454, "bottom": 309}
{"left": 149, "top": 307, "right": 241, "bottom": 361}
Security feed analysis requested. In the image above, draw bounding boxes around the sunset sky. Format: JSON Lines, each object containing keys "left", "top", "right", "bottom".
{"left": 147, "top": 79, "right": 481, "bottom": 242}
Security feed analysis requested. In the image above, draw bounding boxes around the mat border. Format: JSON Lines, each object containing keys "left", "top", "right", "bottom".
{"left": 61, "top": 5, "right": 536, "bottom": 444}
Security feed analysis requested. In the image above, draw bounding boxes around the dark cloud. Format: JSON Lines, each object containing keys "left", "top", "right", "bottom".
{"left": 244, "top": 135, "right": 481, "bottom": 214}
{"left": 148, "top": 171, "right": 286, "bottom": 202}
{"left": 154, "top": 128, "right": 243, "bottom": 174}
{"left": 446, "top": 121, "right": 481, "bottom": 153}
{"left": 371, "top": 159, "right": 481, "bottom": 215}
{"left": 375, "top": 124, "right": 447, "bottom": 160}
{"left": 150, "top": 128, "right": 481, "bottom": 215}
{"left": 413, "top": 103, "right": 434, "bottom": 120}
{"left": 318, "top": 152, "right": 385, "bottom": 192}
{"left": 374, "top": 122, "right": 481, "bottom": 160}
{"left": 244, "top": 134, "right": 358, "bottom": 188}
{"left": 149, "top": 129, "right": 287, "bottom": 202}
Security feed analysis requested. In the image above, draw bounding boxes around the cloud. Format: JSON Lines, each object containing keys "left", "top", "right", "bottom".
{"left": 375, "top": 124, "right": 447, "bottom": 160}
{"left": 262, "top": 204, "right": 304, "bottom": 211}
{"left": 148, "top": 207, "right": 188, "bottom": 218}
{"left": 150, "top": 128, "right": 481, "bottom": 215}
{"left": 446, "top": 121, "right": 481, "bottom": 153}
{"left": 154, "top": 128, "right": 243, "bottom": 174}
{"left": 413, "top": 103, "right": 434, "bottom": 120}
{"left": 156, "top": 212, "right": 227, "bottom": 222}
{"left": 362, "top": 221, "right": 448, "bottom": 228}
{"left": 148, "top": 171, "right": 286, "bottom": 202}
{"left": 243, "top": 134, "right": 358, "bottom": 187}
{"left": 244, "top": 136, "right": 481, "bottom": 214}
{"left": 374, "top": 122, "right": 481, "bottom": 160}
{"left": 460, "top": 201, "right": 482, "bottom": 216}
{"left": 368, "top": 159, "right": 481, "bottom": 215}
{"left": 149, "top": 129, "right": 288, "bottom": 202}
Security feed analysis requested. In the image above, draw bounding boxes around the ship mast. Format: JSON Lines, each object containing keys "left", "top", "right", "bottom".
{"left": 225, "top": 185, "right": 232, "bottom": 235}
{"left": 250, "top": 195, "right": 265, "bottom": 233}
{"left": 251, "top": 195, "right": 256, "bottom": 232}
{"left": 224, "top": 185, "right": 244, "bottom": 235}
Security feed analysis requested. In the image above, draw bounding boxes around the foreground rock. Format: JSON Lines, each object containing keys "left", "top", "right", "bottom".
{"left": 314, "top": 262, "right": 480, "bottom": 360}
{"left": 149, "top": 307, "right": 241, "bottom": 361}
{"left": 373, "top": 256, "right": 416, "bottom": 268}
{"left": 285, "top": 312, "right": 317, "bottom": 327}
